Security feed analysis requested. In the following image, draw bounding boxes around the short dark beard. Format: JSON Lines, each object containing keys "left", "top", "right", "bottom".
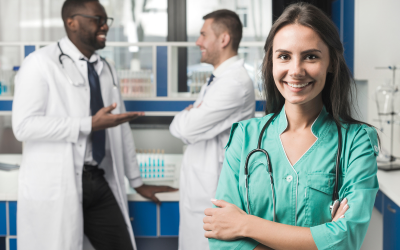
{"left": 78, "top": 26, "right": 105, "bottom": 55}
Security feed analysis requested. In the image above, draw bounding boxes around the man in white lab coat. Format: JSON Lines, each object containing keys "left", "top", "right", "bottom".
{"left": 169, "top": 9, "right": 255, "bottom": 250}
{"left": 12, "top": 0, "right": 176, "bottom": 249}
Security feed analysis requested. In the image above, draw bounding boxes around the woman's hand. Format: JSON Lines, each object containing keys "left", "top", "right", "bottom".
{"left": 203, "top": 199, "right": 248, "bottom": 240}
{"left": 332, "top": 198, "right": 350, "bottom": 222}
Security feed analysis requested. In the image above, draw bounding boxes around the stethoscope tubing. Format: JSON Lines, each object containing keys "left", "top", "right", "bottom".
{"left": 57, "top": 41, "right": 117, "bottom": 87}
{"left": 244, "top": 111, "right": 342, "bottom": 223}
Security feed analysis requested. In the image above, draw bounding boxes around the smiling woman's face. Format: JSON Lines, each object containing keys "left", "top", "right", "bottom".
{"left": 272, "top": 24, "right": 331, "bottom": 106}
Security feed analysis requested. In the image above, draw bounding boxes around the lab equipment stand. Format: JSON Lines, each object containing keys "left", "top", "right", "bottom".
{"left": 375, "top": 65, "right": 400, "bottom": 171}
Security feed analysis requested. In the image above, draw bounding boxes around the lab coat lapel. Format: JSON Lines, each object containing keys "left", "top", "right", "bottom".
{"left": 56, "top": 38, "right": 90, "bottom": 118}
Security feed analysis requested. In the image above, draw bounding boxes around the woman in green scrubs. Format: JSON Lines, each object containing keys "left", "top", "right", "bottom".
{"left": 203, "top": 2, "right": 379, "bottom": 250}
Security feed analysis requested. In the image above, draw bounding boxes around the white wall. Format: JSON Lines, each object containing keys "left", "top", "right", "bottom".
{"left": 354, "top": 0, "right": 400, "bottom": 155}
{"left": 354, "top": 1, "right": 400, "bottom": 249}
{"left": 131, "top": 128, "right": 185, "bottom": 154}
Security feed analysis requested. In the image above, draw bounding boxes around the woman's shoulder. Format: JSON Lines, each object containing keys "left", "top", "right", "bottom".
{"left": 226, "top": 114, "right": 276, "bottom": 148}
{"left": 343, "top": 123, "right": 379, "bottom": 155}
{"left": 237, "top": 113, "right": 276, "bottom": 128}
{"left": 344, "top": 123, "right": 377, "bottom": 137}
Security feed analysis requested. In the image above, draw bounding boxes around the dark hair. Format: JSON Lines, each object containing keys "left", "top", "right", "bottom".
{"left": 61, "top": 0, "right": 98, "bottom": 23}
{"left": 262, "top": 2, "right": 366, "bottom": 127}
{"left": 203, "top": 9, "right": 243, "bottom": 52}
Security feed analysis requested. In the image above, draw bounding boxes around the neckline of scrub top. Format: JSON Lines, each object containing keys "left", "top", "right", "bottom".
{"left": 276, "top": 105, "right": 333, "bottom": 167}
{"left": 276, "top": 105, "right": 332, "bottom": 138}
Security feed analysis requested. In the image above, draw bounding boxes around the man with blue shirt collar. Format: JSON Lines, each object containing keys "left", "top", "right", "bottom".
{"left": 12, "top": 0, "right": 176, "bottom": 249}
{"left": 169, "top": 9, "right": 255, "bottom": 250}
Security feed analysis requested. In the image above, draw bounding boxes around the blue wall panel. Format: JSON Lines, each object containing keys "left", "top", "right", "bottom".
{"left": 343, "top": 0, "right": 354, "bottom": 75}
{"left": 255, "top": 100, "right": 264, "bottom": 113}
{"left": 129, "top": 202, "right": 157, "bottom": 237}
{"left": 160, "top": 202, "right": 179, "bottom": 236}
{"left": 156, "top": 46, "right": 168, "bottom": 97}
{"left": 331, "top": 0, "right": 354, "bottom": 75}
{"left": 24, "top": 46, "right": 35, "bottom": 58}
{"left": 9, "top": 202, "right": 17, "bottom": 236}
{"left": 332, "top": 0, "right": 341, "bottom": 34}
{"left": 9, "top": 238, "right": 17, "bottom": 250}
{"left": 0, "top": 202, "right": 6, "bottom": 236}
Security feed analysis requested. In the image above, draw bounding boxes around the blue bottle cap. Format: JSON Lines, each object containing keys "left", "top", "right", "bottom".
{"left": 13, "top": 66, "right": 20, "bottom": 71}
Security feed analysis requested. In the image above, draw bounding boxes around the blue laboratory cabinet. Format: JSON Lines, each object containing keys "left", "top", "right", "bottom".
{"left": 0, "top": 201, "right": 179, "bottom": 250}
{"left": 129, "top": 201, "right": 180, "bottom": 237}
{"left": 383, "top": 194, "right": 400, "bottom": 250}
{"left": 129, "top": 201, "right": 158, "bottom": 236}
{"left": 0, "top": 202, "right": 6, "bottom": 236}
{"left": 374, "top": 190, "right": 400, "bottom": 250}
{"left": 9, "top": 239, "right": 16, "bottom": 250}
{"left": 160, "top": 202, "right": 180, "bottom": 236}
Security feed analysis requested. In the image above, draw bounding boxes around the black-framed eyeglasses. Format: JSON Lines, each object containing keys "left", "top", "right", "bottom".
{"left": 71, "top": 14, "right": 114, "bottom": 27}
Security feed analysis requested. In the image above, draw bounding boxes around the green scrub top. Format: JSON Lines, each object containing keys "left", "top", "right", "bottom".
{"left": 209, "top": 106, "right": 379, "bottom": 250}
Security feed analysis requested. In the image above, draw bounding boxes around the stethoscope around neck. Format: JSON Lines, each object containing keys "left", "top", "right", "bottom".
{"left": 57, "top": 41, "right": 116, "bottom": 87}
{"left": 244, "top": 111, "right": 342, "bottom": 225}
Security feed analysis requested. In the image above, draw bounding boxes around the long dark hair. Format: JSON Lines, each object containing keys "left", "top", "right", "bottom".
{"left": 262, "top": 2, "right": 365, "bottom": 127}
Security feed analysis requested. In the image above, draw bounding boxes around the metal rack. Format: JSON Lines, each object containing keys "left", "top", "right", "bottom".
{"left": 375, "top": 65, "right": 400, "bottom": 171}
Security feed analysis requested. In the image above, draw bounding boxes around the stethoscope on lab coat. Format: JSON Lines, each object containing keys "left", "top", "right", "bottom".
{"left": 57, "top": 42, "right": 116, "bottom": 87}
{"left": 244, "top": 111, "right": 342, "bottom": 225}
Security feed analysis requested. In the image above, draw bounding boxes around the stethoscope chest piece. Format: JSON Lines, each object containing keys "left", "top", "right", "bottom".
{"left": 330, "top": 199, "right": 340, "bottom": 219}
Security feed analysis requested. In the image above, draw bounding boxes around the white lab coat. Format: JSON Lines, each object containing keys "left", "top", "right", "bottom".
{"left": 170, "top": 59, "right": 255, "bottom": 250}
{"left": 12, "top": 37, "right": 141, "bottom": 250}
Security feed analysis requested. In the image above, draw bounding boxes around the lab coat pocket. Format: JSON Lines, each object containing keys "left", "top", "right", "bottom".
{"left": 305, "top": 173, "right": 335, "bottom": 226}
{"left": 21, "top": 153, "right": 64, "bottom": 201}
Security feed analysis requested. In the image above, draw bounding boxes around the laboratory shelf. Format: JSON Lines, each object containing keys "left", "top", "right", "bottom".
{"left": 0, "top": 101, "right": 12, "bottom": 112}
{"left": 0, "top": 99, "right": 266, "bottom": 113}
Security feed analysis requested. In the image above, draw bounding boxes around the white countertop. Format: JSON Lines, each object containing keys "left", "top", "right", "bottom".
{"left": 377, "top": 169, "right": 400, "bottom": 207}
{"left": 0, "top": 154, "right": 181, "bottom": 202}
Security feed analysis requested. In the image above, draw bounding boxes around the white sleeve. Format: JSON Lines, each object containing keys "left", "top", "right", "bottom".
{"left": 12, "top": 53, "right": 89, "bottom": 143}
{"left": 169, "top": 80, "right": 250, "bottom": 144}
